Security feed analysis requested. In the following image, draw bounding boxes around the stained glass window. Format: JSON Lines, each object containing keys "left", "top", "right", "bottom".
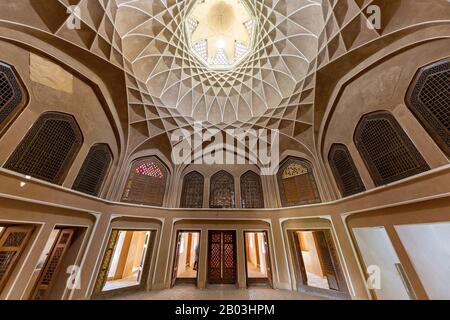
{"left": 406, "top": 59, "right": 450, "bottom": 156}
{"left": 72, "top": 144, "right": 112, "bottom": 196}
{"left": 122, "top": 156, "right": 168, "bottom": 206}
{"left": 4, "top": 112, "right": 83, "bottom": 184}
{"left": 355, "top": 111, "right": 430, "bottom": 186}
{"left": 328, "top": 144, "right": 366, "bottom": 197}
{"left": 209, "top": 170, "right": 235, "bottom": 208}
{"left": 240, "top": 171, "right": 264, "bottom": 208}
{"left": 180, "top": 171, "right": 204, "bottom": 208}
{"left": 0, "top": 62, "right": 26, "bottom": 133}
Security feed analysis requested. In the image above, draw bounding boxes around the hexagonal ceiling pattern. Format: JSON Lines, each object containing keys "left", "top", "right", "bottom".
{"left": 116, "top": 0, "right": 323, "bottom": 126}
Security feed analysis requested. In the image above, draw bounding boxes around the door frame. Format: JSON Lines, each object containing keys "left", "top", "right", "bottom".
{"left": 207, "top": 230, "right": 238, "bottom": 285}
{"left": 91, "top": 228, "right": 156, "bottom": 298}
{"left": 243, "top": 230, "right": 273, "bottom": 288}
{"left": 171, "top": 230, "right": 201, "bottom": 287}
{"left": 287, "top": 228, "right": 350, "bottom": 299}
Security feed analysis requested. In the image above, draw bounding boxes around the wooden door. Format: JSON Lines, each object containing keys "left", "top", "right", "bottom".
{"left": 313, "top": 231, "right": 339, "bottom": 291}
{"left": 171, "top": 232, "right": 183, "bottom": 287}
{"left": 0, "top": 225, "right": 34, "bottom": 293}
{"left": 288, "top": 231, "right": 308, "bottom": 288}
{"left": 32, "top": 229, "right": 75, "bottom": 300}
{"left": 262, "top": 232, "right": 273, "bottom": 288}
{"left": 208, "top": 231, "right": 237, "bottom": 284}
{"left": 93, "top": 229, "right": 119, "bottom": 294}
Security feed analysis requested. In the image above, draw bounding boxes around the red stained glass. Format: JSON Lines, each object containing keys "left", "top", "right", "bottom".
{"left": 135, "top": 162, "right": 164, "bottom": 178}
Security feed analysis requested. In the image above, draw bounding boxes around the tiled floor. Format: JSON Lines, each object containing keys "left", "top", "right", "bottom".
{"left": 110, "top": 284, "right": 330, "bottom": 300}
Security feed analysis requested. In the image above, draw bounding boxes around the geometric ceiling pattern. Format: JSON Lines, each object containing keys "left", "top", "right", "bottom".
{"left": 116, "top": 0, "right": 323, "bottom": 126}
{"left": 7, "top": 0, "right": 442, "bottom": 162}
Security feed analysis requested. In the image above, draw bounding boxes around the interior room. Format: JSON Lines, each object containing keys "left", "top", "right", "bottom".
{"left": 0, "top": 0, "right": 448, "bottom": 302}
{"left": 244, "top": 232, "right": 269, "bottom": 282}
{"left": 102, "top": 230, "right": 151, "bottom": 292}
{"left": 296, "top": 231, "right": 331, "bottom": 290}
{"left": 174, "top": 232, "right": 200, "bottom": 281}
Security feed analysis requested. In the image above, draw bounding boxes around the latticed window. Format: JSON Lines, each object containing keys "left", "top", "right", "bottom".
{"left": 328, "top": 144, "right": 366, "bottom": 197}
{"left": 277, "top": 157, "right": 321, "bottom": 207}
{"left": 180, "top": 171, "right": 204, "bottom": 208}
{"left": 355, "top": 111, "right": 430, "bottom": 186}
{"left": 0, "top": 62, "right": 26, "bottom": 133}
{"left": 4, "top": 112, "right": 83, "bottom": 184}
{"left": 240, "top": 171, "right": 264, "bottom": 208}
{"left": 122, "top": 156, "right": 168, "bottom": 206}
{"left": 407, "top": 59, "right": 450, "bottom": 155}
{"left": 210, "top": 170, "right": 235, "bottom": 208}
{"left": 72, "top": 144, "right": 113, "bottom": 196}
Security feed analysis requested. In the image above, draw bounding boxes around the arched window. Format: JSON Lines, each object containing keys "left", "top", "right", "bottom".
{"left": 355, "top": 111, "right": 430, "bottom": 186}
{"left": 240, "top": 171, "right": 264, "bottom": 208}
{"left": 180, "top": 171, "right": 204, "bottom": 208}
{"left": 328, "top": 144, "right": 366, "bottom": 197}
{"left": 72, "top": 144, "right": 113, "bottom": 196}
{"left": 406, "top": 59, "right": 449, "bottom": 156}
{"left": 277, "top": 157, "right": 321, "bottom": 207}
{"left": 4, "top": 112, "right": 83, "bottom": 184}
{"left": 0, "top": 62, "right": 26, "bottom": 133}
{"left": 210, "top": 170, "right": 235, "bottom": 208}
{"left": 121, "top": 156, "right": 168, "bottom": 206}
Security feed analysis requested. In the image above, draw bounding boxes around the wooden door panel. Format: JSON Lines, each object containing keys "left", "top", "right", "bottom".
{"left": 263, "top": 232, "right": 273, "bottom": 288}
{"left": 313, "top": 231, "right": 339, "bottom": 291}
{"left": 171, "top": 232, "right": 182, "bottom": 287}
{"left": 0, "top": 225, "right": 34, "bottom": 293}
{"left": 222, "top": 231, "right": 236, "bottom": 284}
{"left": 208, "top": 231, "right": 236, "bottom": 284}
{"left": 289, "top": 231, "right": 308, "bottom": 289}
{"left": 32, "top": 229, "right": 75, "bottom": 300}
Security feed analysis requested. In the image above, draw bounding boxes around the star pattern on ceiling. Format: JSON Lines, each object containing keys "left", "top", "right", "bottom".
{"left": 116, "top": 0, "right": 323, "bottom": 129}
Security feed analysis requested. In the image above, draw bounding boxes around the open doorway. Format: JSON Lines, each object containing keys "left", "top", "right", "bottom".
{"left": 171, "top": 231, "right": 200, "bottom": 286}
{"left": 101, "top": 230, "right": 151, "bottom": 292}
{"left": 244, "top": 231, "right": 272, "bottom": 287}
{"left": 289, "top": 229, "right": 349, "bottom": 297}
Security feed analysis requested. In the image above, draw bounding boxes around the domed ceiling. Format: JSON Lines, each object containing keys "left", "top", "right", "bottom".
{"left": 116, "top": 0, "right": 324, "bottom": 130}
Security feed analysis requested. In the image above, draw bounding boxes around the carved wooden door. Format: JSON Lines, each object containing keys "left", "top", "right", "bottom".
{"left": 208, "top": 231, "right": 237, "bottom": 284}
{"left": 313, "top": 231, "right": 339, "bottom": 291}
{"left": 32, "top": 228, "right": 75, "bottom": 300}
{"left": 0, "top": 225, "right": 34, "bottom": 293}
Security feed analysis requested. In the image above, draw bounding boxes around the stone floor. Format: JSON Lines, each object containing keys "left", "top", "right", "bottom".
{"left": 110, "top": 284, "right": 330, "bottom": 300}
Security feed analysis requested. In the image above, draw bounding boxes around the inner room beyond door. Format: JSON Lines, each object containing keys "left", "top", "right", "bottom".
{"left": 244, "top": 231, "right": 273, "bottom": 287}
{"left": 171, "top": 231, "right": 200, "bottom": 286}
{"left": 289, "top": 229, "right": 349, "bottom": 296}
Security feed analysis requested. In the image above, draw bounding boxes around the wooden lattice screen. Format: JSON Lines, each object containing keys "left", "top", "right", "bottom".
{"left": 4, "top": 112, "right": 83, "bottom": 184}
{"left": 0, "top": 225, "right": 34, "bottom": 293}
{"left": 209, "top": 170, "right": 235, "bottom": 208}
{"left": 180, "top": 171, "right": 204, "bottom": 208}
{"left": 31, "top": 229, "right": 75, "bottom": 300}
{"left": 121, "top": 156, "right": 168, "bottom": 206}
{"left": 240, "top": 171, "right": 264, "bottom": 208}
{"left": 0, "top": 62, "right": 25, "bottom": 132}
{"left": 407, "top": 59, "right": 449, "bottom": 156}
{"left": 328, "top": 144, "right": 366, "bottom": 197}
{"left": 355, "top": 111, "right": 430, "bottom": 186}
{"left": 73, "top": 143, "right": 112, "bottom": 196}
{"left": 277, "top": 157, "right": 321, "bottom": 207}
